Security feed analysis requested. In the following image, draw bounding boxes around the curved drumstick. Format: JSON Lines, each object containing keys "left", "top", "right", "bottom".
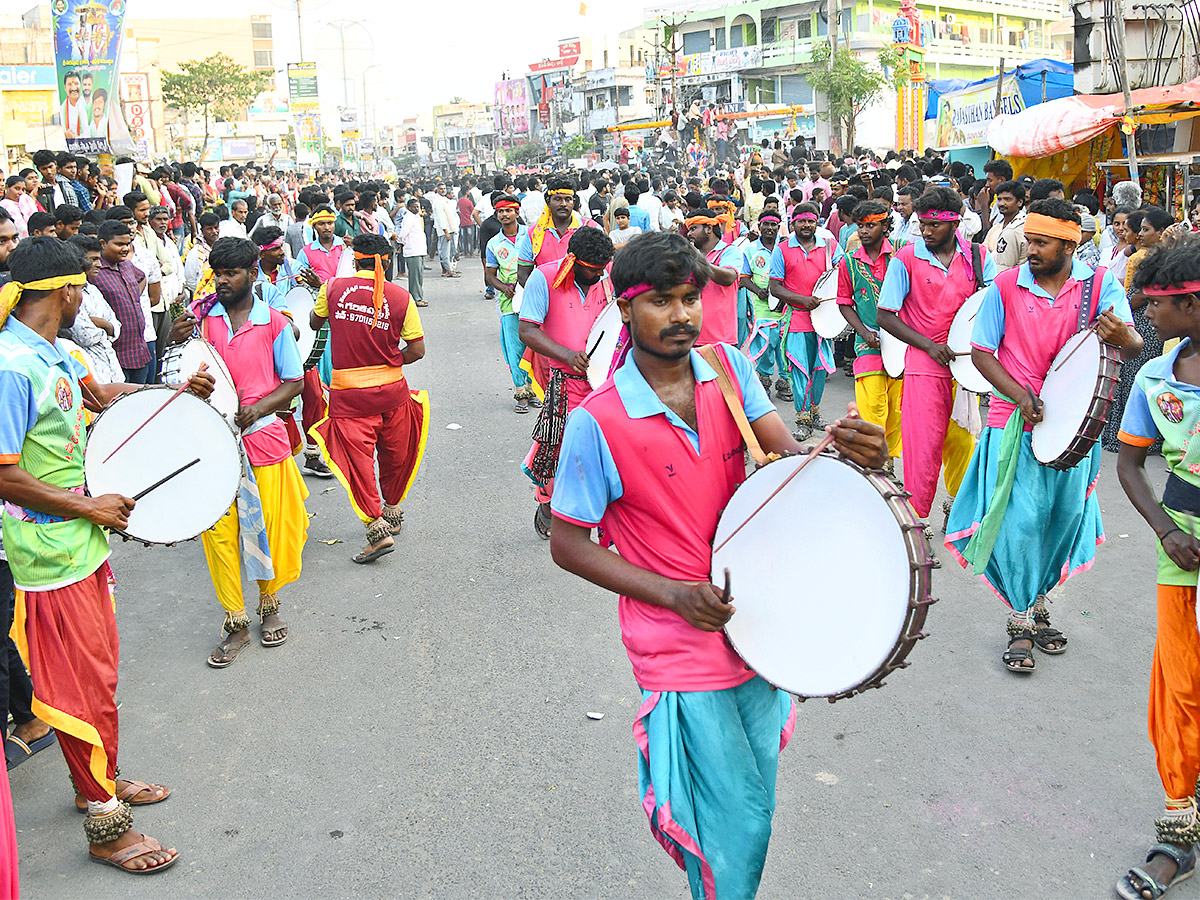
{"left": 587, "top": 331, "right": 605, "bottom": 359}
{"left": 101, "top": 364, "right": 208, "bottom": 463}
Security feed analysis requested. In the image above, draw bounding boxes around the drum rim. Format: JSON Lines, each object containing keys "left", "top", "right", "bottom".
{"left": 1032, "top": 330, "right": 1122, "bottom": 469}
{"left": 84, "top": 385, "right": 246, "bottom": 546}
{"left": 160, "top": 337, "right": 238, "bottom": 409}
{"left": 585, "top": 299, "right": 623, "bottom": 390}
{"left": 711, "top": 453, "right": 935, "bottom": 700}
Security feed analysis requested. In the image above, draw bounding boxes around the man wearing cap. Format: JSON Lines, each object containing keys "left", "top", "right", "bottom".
{"left": 685, "top": 200, "right": 744, "bottom": 348}
{"left": 740, "top": 210, "right": 790, "bottom": 401}
{"left": 308, "top": 233, "right": 429, "bottom": 565}
{"left": 294, "top": 207, "right": 346, "bottom": 479}
{"left": 877, "top": 186, "right": 996, "bottom": 528}
{"left": 768, "top": 203, "right": 844, "bottom": 439}
{"left": 516, "top": 176, "right": 590, "bottom": 286}
{"left": 484, "top": 195, "right": 534, "bottom": 412}
{"left": 945, "top": 199, "right": 1140, "bottom": 674}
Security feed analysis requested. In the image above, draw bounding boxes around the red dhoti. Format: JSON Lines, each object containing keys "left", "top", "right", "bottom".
{"left": 311, "top": 390, "right": 430, "bottom": 523}
{"left": 12, "top": 562, "right": 119, "bottom": 802}
{"left": 284, "top": 368, "right": 328, "bottom": 455}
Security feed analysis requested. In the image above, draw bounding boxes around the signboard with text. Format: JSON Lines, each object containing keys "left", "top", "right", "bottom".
{"left": 935, "top": 72, "right": 1023, "bottom": 148}
{"left": 287, "top": 62, "right": 319, "bottom": 111}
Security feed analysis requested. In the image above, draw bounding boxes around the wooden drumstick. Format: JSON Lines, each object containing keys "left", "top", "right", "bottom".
{"left": 101, "top": 364, "right": 208, "bottom": 463}
{"left": 132, "top": 458, "right": 201, "bottom": 501}
{"left": 713, "top": 431, "right": 837, "bottom": 555}
{"left": 587, "top": 331, "right": 605, "bottom": 358}
{"left": 720, "top": 568, "right": 731, "bottom": 605}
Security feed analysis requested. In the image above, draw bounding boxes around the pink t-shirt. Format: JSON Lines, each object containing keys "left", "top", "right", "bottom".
{"left": 889, "top": 239, "right": 981, "bottom": 378}
{"left": 203, "top": 305, "right": 300, "bottom": 466}
{"left": 567, "top": 345, "right": 756, "bottom": 692}
{"left": 697, "top": 242, "right": 740, "bottom": 346}
{"left": 774, "top": 238, "right": 834, "bottom": 333}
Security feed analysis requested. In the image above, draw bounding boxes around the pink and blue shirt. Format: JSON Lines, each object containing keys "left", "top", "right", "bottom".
{"left": 698, "top": 241, "right": 745, "bottom": 346}
{"left": 552, "top": 343, "right": 774, "bottom": 692}
{"left": 518, "top": 261, "right": 612, "bottom": 378}
{"left": 768, "top": 232, "right": 844, "bottom": 334}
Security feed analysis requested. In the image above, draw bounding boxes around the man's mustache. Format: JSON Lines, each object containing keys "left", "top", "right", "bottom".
{"left": 661, "top": 324, "right": 699, "bottom": 339}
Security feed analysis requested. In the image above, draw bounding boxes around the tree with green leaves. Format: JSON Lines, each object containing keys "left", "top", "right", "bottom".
{"left": 161, "top": 53, "right": 271, "bottom": 160}
{"left": 806, "top": 43, "right": 909, "bottom": 151}
{"left": 506, "top": 142, "right": 547, "bottom": 166}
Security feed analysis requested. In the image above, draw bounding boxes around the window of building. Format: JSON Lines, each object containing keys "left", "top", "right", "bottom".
{"left": 798, "top": 17, "right": 813, "bottom": 38}
{"left": 779, "top": 74, "right": 814, "bottom": 105}
{"left": 254, "top": 49, "right": 273, "bottom": 68}
{"left": 729, "top": 19, "right": 756, "bottom": 48}
{"left": 816, "top": 14, "right": 826, "bottom": 37}
{"left": 682, "top": 30, "right": 709, "bottom": 54}
{"left": 762, "top": 17, "right": 777, "bottom": 42}
{"left": 251, "top": 21, "right": 272, "bottom": 39}
{"left": 618, "top": 86, "right": 631, "bottom": 106}
{"left": 714, "top": 27, "right": 726, "bottom": 50}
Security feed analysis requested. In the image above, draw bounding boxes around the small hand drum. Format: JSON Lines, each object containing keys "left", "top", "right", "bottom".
{"left": 85, "top": 388, "right": 244, "bottom": 545}
{"left": 711, "top": 454, "right": 935, "bottom": 700}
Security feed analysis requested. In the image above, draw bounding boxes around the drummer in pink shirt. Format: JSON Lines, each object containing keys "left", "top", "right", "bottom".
{"left": 944, "top": 200, "right": 1139, "bottom": 674}
{"left": 518, "top": 227, "right": 614, "bottom": 538}
{"left": 876, "top": 186, "right": 996, "bottom": 525}
{"left": 549, "top": 230, "right": 888, "bottom": 900}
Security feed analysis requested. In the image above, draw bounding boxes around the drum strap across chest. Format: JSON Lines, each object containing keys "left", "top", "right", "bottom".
{"left": 696, "top": 346, "right": 778, "bottom": 467}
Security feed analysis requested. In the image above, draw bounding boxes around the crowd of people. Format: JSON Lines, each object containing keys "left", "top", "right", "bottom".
{"left": 0, "top": 133, "right": 1198, "bottom": 900}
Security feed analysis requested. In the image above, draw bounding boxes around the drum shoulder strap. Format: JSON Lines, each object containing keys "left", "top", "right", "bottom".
{"left": 1077, "top": 271, "right": 1099, "bottom": 330}
{"left": 970, "top": 241, "right": 985, "bottom": 292}
{"left": 696, "top": 345, "right": 778, "bottom": 468}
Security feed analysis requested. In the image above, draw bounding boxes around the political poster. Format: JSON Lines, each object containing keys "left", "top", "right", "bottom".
{"left": 50, "top": 0, "right": 134, "bottom": 154}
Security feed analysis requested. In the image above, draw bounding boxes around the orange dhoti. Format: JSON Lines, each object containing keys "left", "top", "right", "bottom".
{"left": 311, "top": 389, "right": 430, "bottom": 524}
{"left": 1149, "top": 583, "right": 1200, "bottom": 800}
{"left": 12, "top": 561, "right": 119, "bottom": 801}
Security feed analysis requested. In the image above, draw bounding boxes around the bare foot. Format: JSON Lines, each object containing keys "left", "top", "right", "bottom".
{"left": 10, "top": 718, "right": 50, "bottom": 745}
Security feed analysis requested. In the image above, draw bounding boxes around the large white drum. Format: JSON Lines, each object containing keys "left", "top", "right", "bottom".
{"left": 281, "top": 285, "right": 318, "bottom": 361}
{"left": 159, "top": 337, "right": 239, "bottom": 420}
{"left": 947, "top": 288, "right": 994, "bottom": 394}
{"left": 711, "top": 454, "right": 934, "bottom": 700}
{"left": 809, "top": 268, "right": 846, "bottom": 340}
{"left": 85, "top": 387, "right": 243, "bottom": 545}
{"left": 879, "top": 327, "right": 907, "bottom": 378}
{"left": 1031, "top": 329, "right": 1121, "bottom": 469}
{"left": 586, "top": 300, "right": 625, "bottom": 390}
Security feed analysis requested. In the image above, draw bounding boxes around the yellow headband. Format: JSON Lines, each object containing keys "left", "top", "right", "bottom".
{"left": 1024, "top": 213, "right": 1083, "bottom": 243}
{"left": 309, "top": 210, "right": 335, "bottom": 224}
{"left": 547, "top": 188, "right": 575, "bottom": 196}
{"left": 0, "top": 272, "right": 86, "bottom": 330}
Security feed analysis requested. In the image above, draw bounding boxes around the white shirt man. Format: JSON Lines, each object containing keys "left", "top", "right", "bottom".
{"left": 520, "top": 188, "right": 545, "bottom": 228}
{"left": 637, "top": 190, "right": 663, "bottom": 232}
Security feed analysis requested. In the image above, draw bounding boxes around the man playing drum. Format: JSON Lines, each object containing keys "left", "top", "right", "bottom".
{"left": 768, "top": 203, "right": 844, "bottom": 440}
{"left": 836, "top": 199, "right": 903, "bottom": 468}
{"left": 1115, "top": 238, "right": 1200, "bottom": 900}
{"left": 483, "top": 195, "right": 533, "bottom": 413}
{"left": 877, "top": 186, "right": 996, "bottom": 523}
{"left": 944, "top": 200, "right": 1139, "bottom": 674}
{"left": 309, "top": 233, "right": 429, "bottom": 565}
{"left": 170, "top": 237, "right": 310, "bottom": 668}
{"left": 519, "top": 227, "right": 614, "bottom": 540}
{"left": 550, "top": 231, "right": 889, "bottom": 900}
{"left": 0, "top": 237, "right": 214, "bottom": 873}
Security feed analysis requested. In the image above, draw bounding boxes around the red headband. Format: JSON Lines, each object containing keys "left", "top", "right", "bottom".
{"left": 918, "top": 209, "right": 962, "bottom": 222}
{"left": 494, "top": 199, "right": 520, "bottom": 210}
{"left": 618, "top": 276, "right": 696, "bottom": 300}
{"left": 1143, "top": 279, "right": 1200, "bottom": 297}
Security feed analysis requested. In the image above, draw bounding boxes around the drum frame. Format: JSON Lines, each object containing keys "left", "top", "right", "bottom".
{"left": 1036, "top": 336, "right": 1122, "bottom": 470}
{"left": 84, "top": 386, "right": 246, "bottom": 547}
{"left": 714, "top": 453, "right": 937, "bottom": 702}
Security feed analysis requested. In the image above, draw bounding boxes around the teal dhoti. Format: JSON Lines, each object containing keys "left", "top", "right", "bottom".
{"left": 636, "top": 677, "right": 795, "bottom": 900}
{"left": 499, "top": 312, "right": 530, "bottom": 390}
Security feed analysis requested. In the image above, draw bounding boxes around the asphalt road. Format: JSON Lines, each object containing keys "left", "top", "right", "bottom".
{"left": 10, "top": 253, "right": 1192, "bottom": 899}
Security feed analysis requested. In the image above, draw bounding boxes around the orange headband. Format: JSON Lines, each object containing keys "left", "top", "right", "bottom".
{"left": 1024, "top": 213, "right": 1082, "bottom": 243}
{"left": 857, "top": 213, "right": 888, "bottom": 224}
{"left": 353, "top": 251, "right": 386, "bottom": 328}
{"left": 685, "top": 214, "right": 722, "bottom": 227}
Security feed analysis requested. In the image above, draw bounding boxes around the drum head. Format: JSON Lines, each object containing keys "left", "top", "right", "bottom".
{"left": 161, "top": 338, "right": 239, "bottom": 420}
{"left": 586, "top": 301, "right": 625, "bottom": 390}
{"left": 1032, "top": 330, "right": 1102, "bottom": 464}
{"left": 880, "top": 328, "right": 906, "bottom": 378}
{"left": 712, "top": 455, "right": 912, "bottom": 698}
{"left": 511, "top": 283, "right": 523, "bottom": 315}
{"left": 282, "top": 287, "right": 317, "bottom": 361}
{"left": 810, "top": 298, "right": 846, "bottom": 340}
{"left": 947, "top": 288, "right": 994, "bottom": 393}
{"left": 85, "top": 388, "right": 243, "bottom": 544}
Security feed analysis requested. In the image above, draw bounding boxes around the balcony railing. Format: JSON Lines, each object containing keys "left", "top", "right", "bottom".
{"left": 924, "top": 37, "right": 1050, "bottom": 65}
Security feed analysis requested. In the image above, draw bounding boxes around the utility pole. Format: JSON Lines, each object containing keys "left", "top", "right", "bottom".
{"left": 296, "top": 0, "right": 304, "bottom": 60}
{"left": 988, "top": 57, "right": 1004, "bottom": 161}
{"left": 1112, "top": 4, "right": 1141, "bottom": 181}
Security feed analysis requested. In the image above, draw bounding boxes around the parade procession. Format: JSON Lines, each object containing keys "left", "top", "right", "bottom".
{"left": 0, "top": 0, "right": 1199, "bottom": 897}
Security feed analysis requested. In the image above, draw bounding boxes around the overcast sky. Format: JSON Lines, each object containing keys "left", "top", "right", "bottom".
{"left": 137, "top": 0, "right": 654, "bottom": 129}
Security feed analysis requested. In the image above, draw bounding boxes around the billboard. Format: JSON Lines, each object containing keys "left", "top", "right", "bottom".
{"left": 935, "top": 73, "right": 1024, "bottom": 148}
{"left": 339, "top": 105, "right": 360, "bottom": 167}
{"left": 494, "top": 79, "right": 529, "bottom": 136}
{"left": 293, "top": 110, "right": 322, "bottom": 166}
{"left": 50, "top": 0, "right": 134, "bottom": 154}
{"left": 529, "top": 38, "right": 582, "bottom": 73}
{"left": 287, "top": 62, "right": 319, "bottom": 111}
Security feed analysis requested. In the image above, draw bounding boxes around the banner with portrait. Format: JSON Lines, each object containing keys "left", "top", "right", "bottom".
{"left": 50, "top": 0, "right": 134, "bottom": 155}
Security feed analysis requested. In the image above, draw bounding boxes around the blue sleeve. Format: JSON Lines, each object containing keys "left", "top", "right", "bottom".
{"left": 969, "top": 281, "right": 1005, "bottom": 352}
{"left": 550, "top": 408, "right": 623, "bottom": 525}
{"left": 519, "top": 269, "right": 550, "bottom": 324}
{"left": 982, "top": 248, "right": 998, "bottom": 286}
{"left": 516, "top": 231, "right": 534, "bottom": 266}
{"left": 876, "top": 256, "right": 911, "bottom": 312}
{"left": 1096, "top": 269, "right": 1134, "bottom": 324}
{"left": 768, "top": 242, "right": 786, "bottom": 280}
{"left": 484, "top": 239, "right": 499, "bottom": 268}
{"left": 1119, "top": 371, "right": 1159, "bottom": 442}
{"left": 740, "top": 249, "right": 754, "bottom": 276}
{"left": 828, "top": 240, "right": 845, "bottom": 267}
{"left": 723, "top": 344, "right": 776, "bottom": 422}
{"left": 0, "top": 371, "right": 36, "bottom": 460}
{"left": 294, "top": 249, "right": 310, "bottom": 271}
{"left": 720, "top": 244, "right": 744, "bottom": 271}
{"left": 272, "top": 321, "right": 304, "bottom": 381}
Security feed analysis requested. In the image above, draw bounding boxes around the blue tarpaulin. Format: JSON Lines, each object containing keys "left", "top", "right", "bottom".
{"left": 925, "top": 58, "right": 1074, "bottom": 120}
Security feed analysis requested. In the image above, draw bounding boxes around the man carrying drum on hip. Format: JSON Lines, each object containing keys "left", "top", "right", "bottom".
{"left": 549, "top": 231, "right": 888, "bottom": 900}
{"left": 943, "top": 200, "right": 1139, "bottom": 674}
{"left": 170, "top": 237, "right": 310, "bottom": 668}
{"left": 0, "top": 237, "right": 214, "bottom": 874}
